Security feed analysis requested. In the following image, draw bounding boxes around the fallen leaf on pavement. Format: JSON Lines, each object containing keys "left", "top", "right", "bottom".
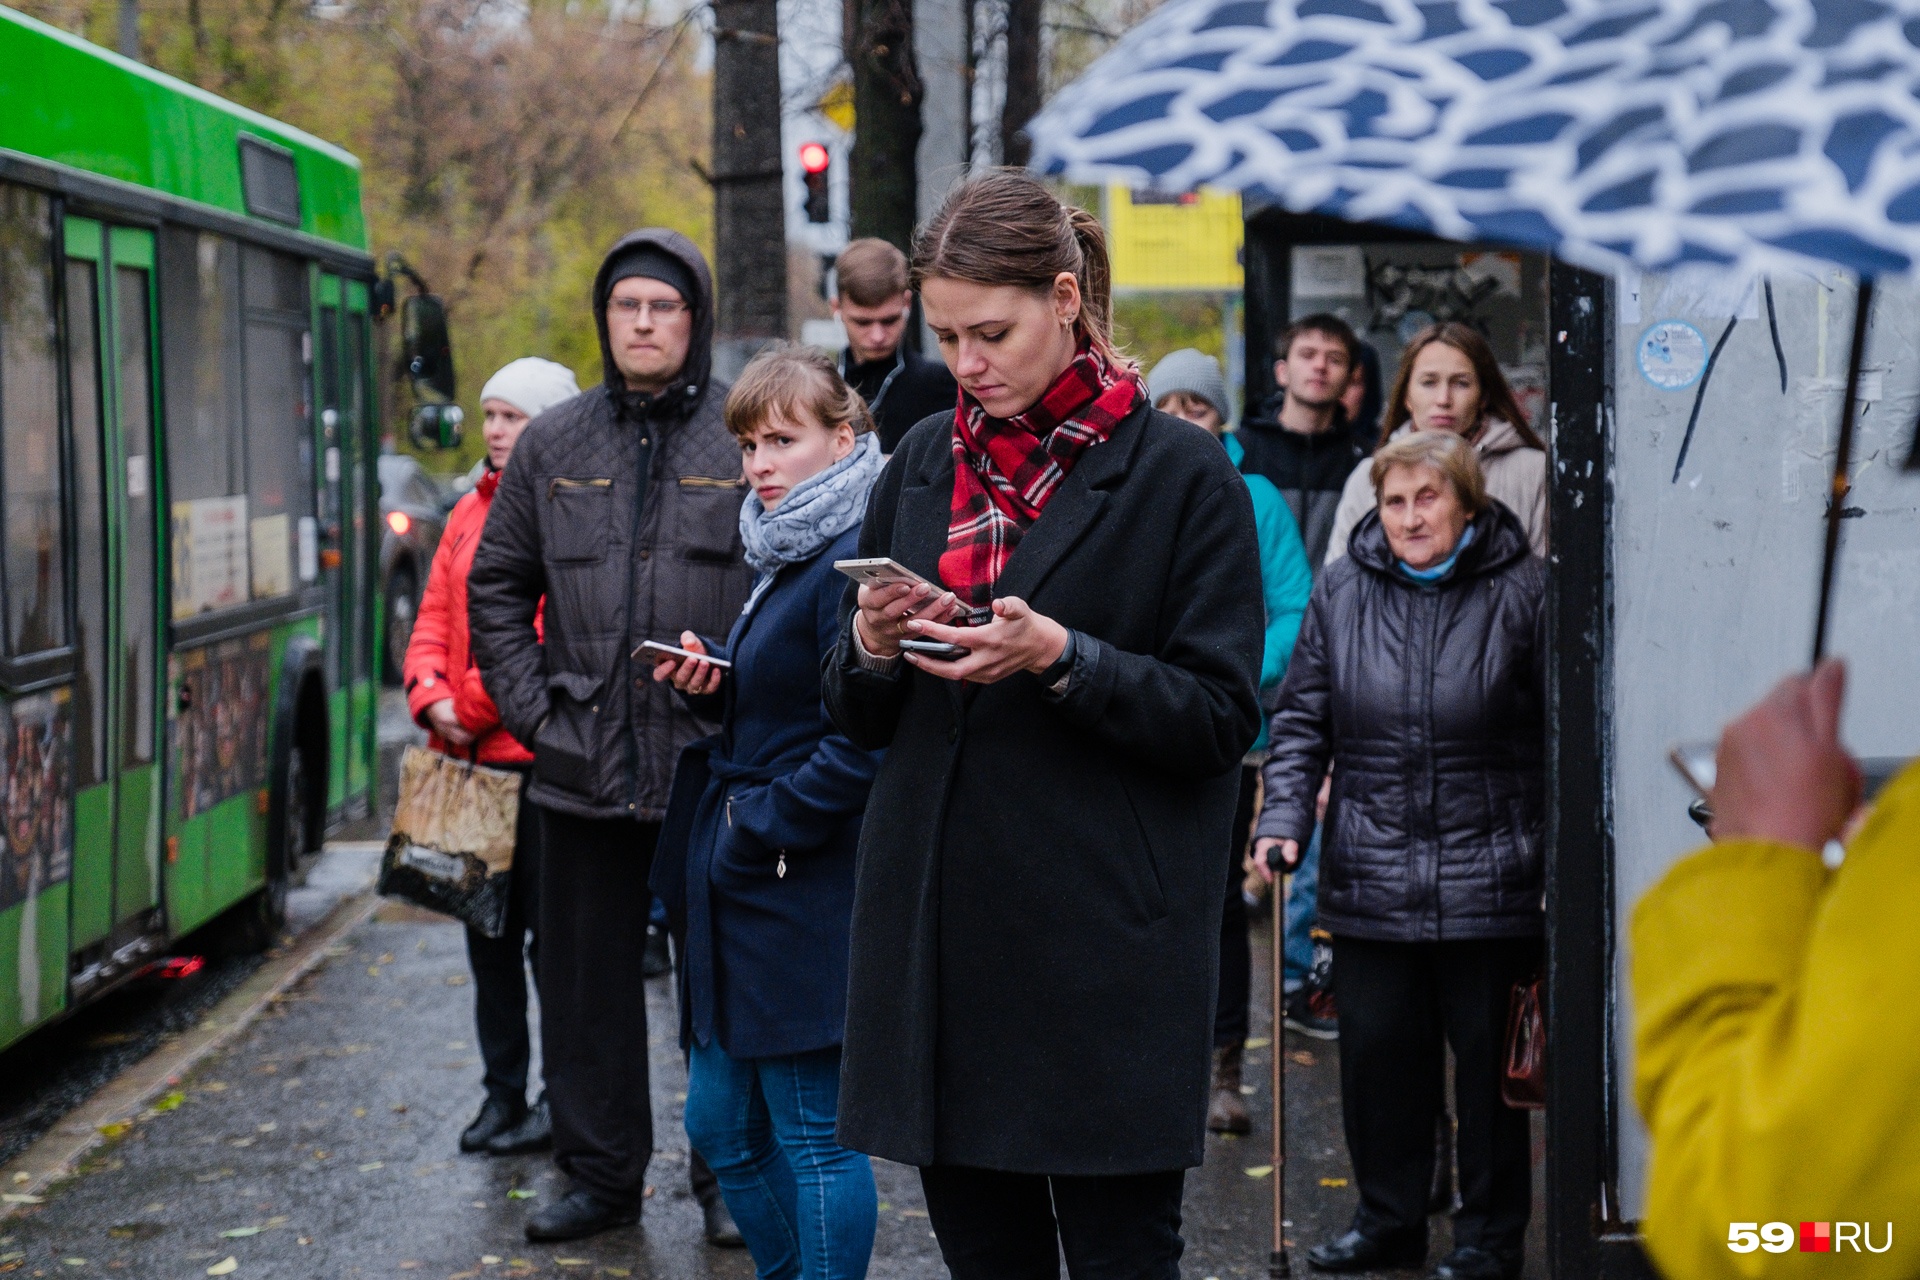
{"left": 201, "top": 1082, "right": 228, "bottom": 1092}
{"left": 480, "top": 1258, "right": 502, "bottom": 1266}
{"left": 3, "top": 1194, "right": 41, "bottom": 1205}
{"left": 97, "top": 1122, "right": 130, "bottom": 1139}
{"left": 352, "top": 1109, "right": 366, "bottom": 1119}
{"left": 605, "top": 1270, "right": 631, "bottom": 1278}
{"left": 555, "top": 1260, "right": 589, "bottom": 1268}
{"left": 60, "top": 1259, "right": 85, "bottom": 1267}
{"left": 379, "top": 953, "right": 395, "bottom": 965}
{"left": 220, "top": 1228, "right": 261, "bottom": 1239}
{"left": 227, "top": 1139, "right": 253, "bottom": 1148}
{"left": 206, "top": 1260, "right": 238, "bottom": 1276}
{"left": 1319, "top": 1177, "right": 1349, "bottom": 1187}
{"left": 1245, "top": 1037, "right": 1272, "bottom": 1049}
{"left": 367, "top": 966, "right": 380, "bottom": 977}
{"left": 900, "top": 1209, "right": 928, "bottom": 1219}
{"left": 506, "top": 1189, "right": 536, "bottom": 1200}
{"left": 358, "top": 1162, "right": 384, "bottom": 1172}
{"left": 1289, "top": 1051, "right": 1317, "bottom": 1066}
{"left": 152, "top": 1092, "right": 186, "bottom": 1112}
{"left": 257, "top": 1124, "right": 276, "bottom": 1134}
{"left": 1244, "top": 1166, "right": 1274, "bottom": 1178}
{"left": 445, "top": 975, "right": 468, "bottom": 986}
{"left": 9, "top": 1172, "right": 26, "bottom": 1182}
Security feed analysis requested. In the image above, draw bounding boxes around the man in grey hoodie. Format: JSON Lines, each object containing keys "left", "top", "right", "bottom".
{"left": 469, "top": 231, "right": 754, "bottom": 1244}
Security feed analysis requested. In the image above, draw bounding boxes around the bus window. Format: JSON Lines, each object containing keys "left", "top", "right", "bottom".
{"left": 65, "top": 260, "right": 107, "bottom": 789}
{"left": 0, "top": 186, "right": 68, "bottom": 657}
{"left": 240, "top": 246, "right": 311, "bottom": 601}
{"left": 160, "top": 229, "right": 248, "bottom": 618}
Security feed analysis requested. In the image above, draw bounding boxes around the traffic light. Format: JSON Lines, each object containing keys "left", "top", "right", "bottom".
{"left": 799, "top": 141, "right": 830, "bottom": 224}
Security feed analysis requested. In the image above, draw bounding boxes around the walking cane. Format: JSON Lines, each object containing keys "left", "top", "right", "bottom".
{"left": 1270, "top": 845, "right": 1290, "bottom": 1280}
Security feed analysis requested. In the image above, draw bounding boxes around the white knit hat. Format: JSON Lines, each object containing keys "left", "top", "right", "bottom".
{"left": 1146, "top": 348, "right": 1232, "bottom": 425}
{"left": 479, "top": 357, "right": 581, "bottom": 421}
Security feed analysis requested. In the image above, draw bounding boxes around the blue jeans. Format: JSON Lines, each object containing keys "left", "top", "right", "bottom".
{"left": 1283, "top": 823, "right": 1322, "bottom": 992}
{"left": 684, "top": 1042, "right": 877, "bottom": 1280}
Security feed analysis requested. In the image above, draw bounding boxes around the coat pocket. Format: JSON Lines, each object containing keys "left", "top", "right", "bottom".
{"left": 1116, "top": 782, "right": 1171, "bottom": 923}
{"left": 545, "top": 477, "right": 613, "bottom": 564}
{"left": 532, "top": 671, "right": 605, "bottom": 795}
{"left": 675, "top": 486, "right": 745, "bottom": 564}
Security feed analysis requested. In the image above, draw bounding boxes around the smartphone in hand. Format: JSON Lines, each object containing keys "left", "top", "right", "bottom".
{"left": 899, "top": 637, "right": 970, "bottom": 661}
{"left": 632, "top": 639, "right": 733, "bottom": 669}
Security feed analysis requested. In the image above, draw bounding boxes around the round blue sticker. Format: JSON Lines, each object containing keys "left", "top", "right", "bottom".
{"left": 1637, "top": 320, "right": 1709, "bottom": 391}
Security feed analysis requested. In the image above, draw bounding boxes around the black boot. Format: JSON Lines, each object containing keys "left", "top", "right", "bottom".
{"left": 1427, "top": 1247, "right": 1520, "bottom": 1280}
{"left": 524, "top": 1188, "right": 638, "bottom": 1242}
{"left": 486, "top": 1094, "right": 552, "bottom": 1156}
{"left": 1307, "top": 1228, "right": 1428, "bottom": 1273}
{"left": 702, "top": 1194, "right": 746, "bottom": 1247}
{"left": 459, "top": 1095, "right": 524, "bottom": 1154}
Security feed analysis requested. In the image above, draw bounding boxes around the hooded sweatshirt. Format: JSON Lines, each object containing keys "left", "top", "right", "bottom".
{"left": 468, "top": 231, "right": 756, "bottom": 822}
{"left": 1232, "top": 390, "right": 1373, "bottom": 569}
{"left": 1322, "top": 417, "right": 1547, "bottom": 566}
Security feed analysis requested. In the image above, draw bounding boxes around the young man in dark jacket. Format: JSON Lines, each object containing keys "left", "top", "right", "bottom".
{"left": 1235, "top": 313, "right": 1371, "bottom": 568}
{"left": 833, "top": 238, "right": 958, "bottom": 452}
{"left": 468, "top": 230, "right": 755, "bottom": 1244}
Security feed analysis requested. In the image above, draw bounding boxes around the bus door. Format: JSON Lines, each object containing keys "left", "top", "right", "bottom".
{"left": 315, "top": 275, "right": 345, "bottom": 809}
{"left": 63, "top": 219, "right": 163, "bottom": 946}
{"left": 314, "top": 273, "right": 373, "bottom": 811}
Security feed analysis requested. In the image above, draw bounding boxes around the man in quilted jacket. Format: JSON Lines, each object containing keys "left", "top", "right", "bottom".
{"left": 469, "top": 231, "right": 755, "bottom": 1244}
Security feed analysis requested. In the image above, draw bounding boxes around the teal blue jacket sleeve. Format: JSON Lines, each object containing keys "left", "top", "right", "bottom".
{"left": 1249, "top": 475, "right": 1312, "bottom": 693}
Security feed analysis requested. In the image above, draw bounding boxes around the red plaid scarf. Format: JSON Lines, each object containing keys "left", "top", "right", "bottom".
{"left": 941, "top": 342, "right": 1145, "bottom": 616}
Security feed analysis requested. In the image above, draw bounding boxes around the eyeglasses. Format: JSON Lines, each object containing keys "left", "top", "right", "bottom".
{"left": 608, "top": 297, "right": 688, "bottom": 320}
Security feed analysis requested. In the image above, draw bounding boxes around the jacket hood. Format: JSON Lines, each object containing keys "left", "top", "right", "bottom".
{"left": 1347, "top": 498, "right": 1532, "bottom": 582}
{"left": 1381, "top": 417, "right": 1534, "bottom": 458}
{"left": 592, "top": 228, "right": 715, "bottom": 422}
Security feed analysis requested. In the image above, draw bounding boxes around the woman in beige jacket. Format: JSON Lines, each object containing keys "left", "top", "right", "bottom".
{"left": 1324, "top": 324, "right": 1546, "bottom": 565}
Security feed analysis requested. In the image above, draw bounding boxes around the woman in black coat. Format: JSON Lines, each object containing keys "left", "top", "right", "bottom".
{"left": 822, "top": 173, "right": 1265, "bottom": 1279}
{"left": 1254, "top": 431, "right": 1545, "bottom": 1280}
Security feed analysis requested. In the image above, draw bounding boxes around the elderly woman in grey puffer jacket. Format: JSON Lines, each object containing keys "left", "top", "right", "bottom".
{"left": 1255, "top": 430, "right": 1545, "bottom": 1280}
{"left": 1323, "top": 323, "right": 1546, "bottom": 565}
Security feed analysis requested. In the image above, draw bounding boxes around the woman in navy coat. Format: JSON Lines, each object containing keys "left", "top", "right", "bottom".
{"left": 649, "top": 344, "right": 887, "bottom": 1280}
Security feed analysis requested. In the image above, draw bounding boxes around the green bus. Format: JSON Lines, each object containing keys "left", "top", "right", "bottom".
{"left": 0, "top": 5, "right": 386, "bottom": 1051}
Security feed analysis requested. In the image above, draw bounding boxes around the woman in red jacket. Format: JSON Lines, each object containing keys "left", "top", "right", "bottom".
{"left": 405, "top": 357, "right": 578, "bottom": 1157}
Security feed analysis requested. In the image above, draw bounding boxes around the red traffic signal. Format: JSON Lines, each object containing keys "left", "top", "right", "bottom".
{"left": 799, "top": 142, "right": 830, "bottom": 174}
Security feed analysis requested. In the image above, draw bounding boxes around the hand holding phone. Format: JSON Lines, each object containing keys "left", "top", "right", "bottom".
{"left": 838, "top": 558, "right": 963, "bottom": 658}
{"left": 899, "top": 637, "right": 971, "bottom": 661}
{"left": 642, "top": 632, "right": 729, "bottom": 697}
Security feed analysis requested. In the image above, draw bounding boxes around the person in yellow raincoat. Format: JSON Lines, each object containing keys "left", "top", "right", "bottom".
{"left": 1631, "top": 659, "right": 1917, "bottom": 1279}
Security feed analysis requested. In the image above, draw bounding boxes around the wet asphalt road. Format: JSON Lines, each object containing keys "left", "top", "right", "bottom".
{"left": 0, "top": 692, "right": 1547, "bottom": 1278}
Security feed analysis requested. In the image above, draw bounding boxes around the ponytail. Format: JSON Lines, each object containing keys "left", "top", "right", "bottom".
{"left": 913, "top": 170, "right": 1130, "bottom": 366}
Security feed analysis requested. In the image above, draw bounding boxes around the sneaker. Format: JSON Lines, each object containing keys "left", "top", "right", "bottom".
{"left": 1284, "top": 987, "right": 1339, "bottom": 1040}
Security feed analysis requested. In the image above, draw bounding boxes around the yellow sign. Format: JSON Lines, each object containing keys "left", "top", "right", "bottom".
{"left": 818, "top": 81, "right": 855, "bottom": 133}
{"left": 1107, "top": 185, "right": 1244, "bottom": 291}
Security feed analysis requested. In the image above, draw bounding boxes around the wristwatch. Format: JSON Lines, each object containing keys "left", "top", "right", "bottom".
{"left": 1039, "top": 629, "right": 1077, "bottom": 697}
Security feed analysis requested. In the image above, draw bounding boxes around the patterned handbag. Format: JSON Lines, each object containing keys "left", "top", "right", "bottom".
{"left": 1501, "top": 976, "right": 1546, "bottom": 1110}
{"left": 378, "top": 745, "right": 522, "bottom": 938}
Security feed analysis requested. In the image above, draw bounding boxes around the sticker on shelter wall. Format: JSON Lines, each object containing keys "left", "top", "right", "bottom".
{"left": 0, "top": 691, "right": 73, "bottom": 913}
{"left": 1637, "top": 321, "right": 1710, "bottom": 391}
{"left": 174, "top": 635, "right": 270, "bottom": 821}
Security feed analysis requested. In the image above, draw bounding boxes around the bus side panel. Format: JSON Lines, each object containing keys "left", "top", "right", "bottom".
{"left": 69, "top": 783, "right": 113, "bottom": 948}
{"left": 203, "top": 791, "right": 265, "bottom": 914}
{"left": 0, "top": 885, "right": 69, "bottom": 1053}
{"left": 165, "top": 617, "right": 320, "bottom": 931}
{"left": 329, "top": 686, "right": 347, "bottom": 812}
{"left": 166, "top": 816, "right": 209, "bottom": 934}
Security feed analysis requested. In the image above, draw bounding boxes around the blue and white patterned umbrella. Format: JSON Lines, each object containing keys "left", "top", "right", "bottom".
{"left": 1027, "top": 0, "right": 1920, "bottom": 279}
